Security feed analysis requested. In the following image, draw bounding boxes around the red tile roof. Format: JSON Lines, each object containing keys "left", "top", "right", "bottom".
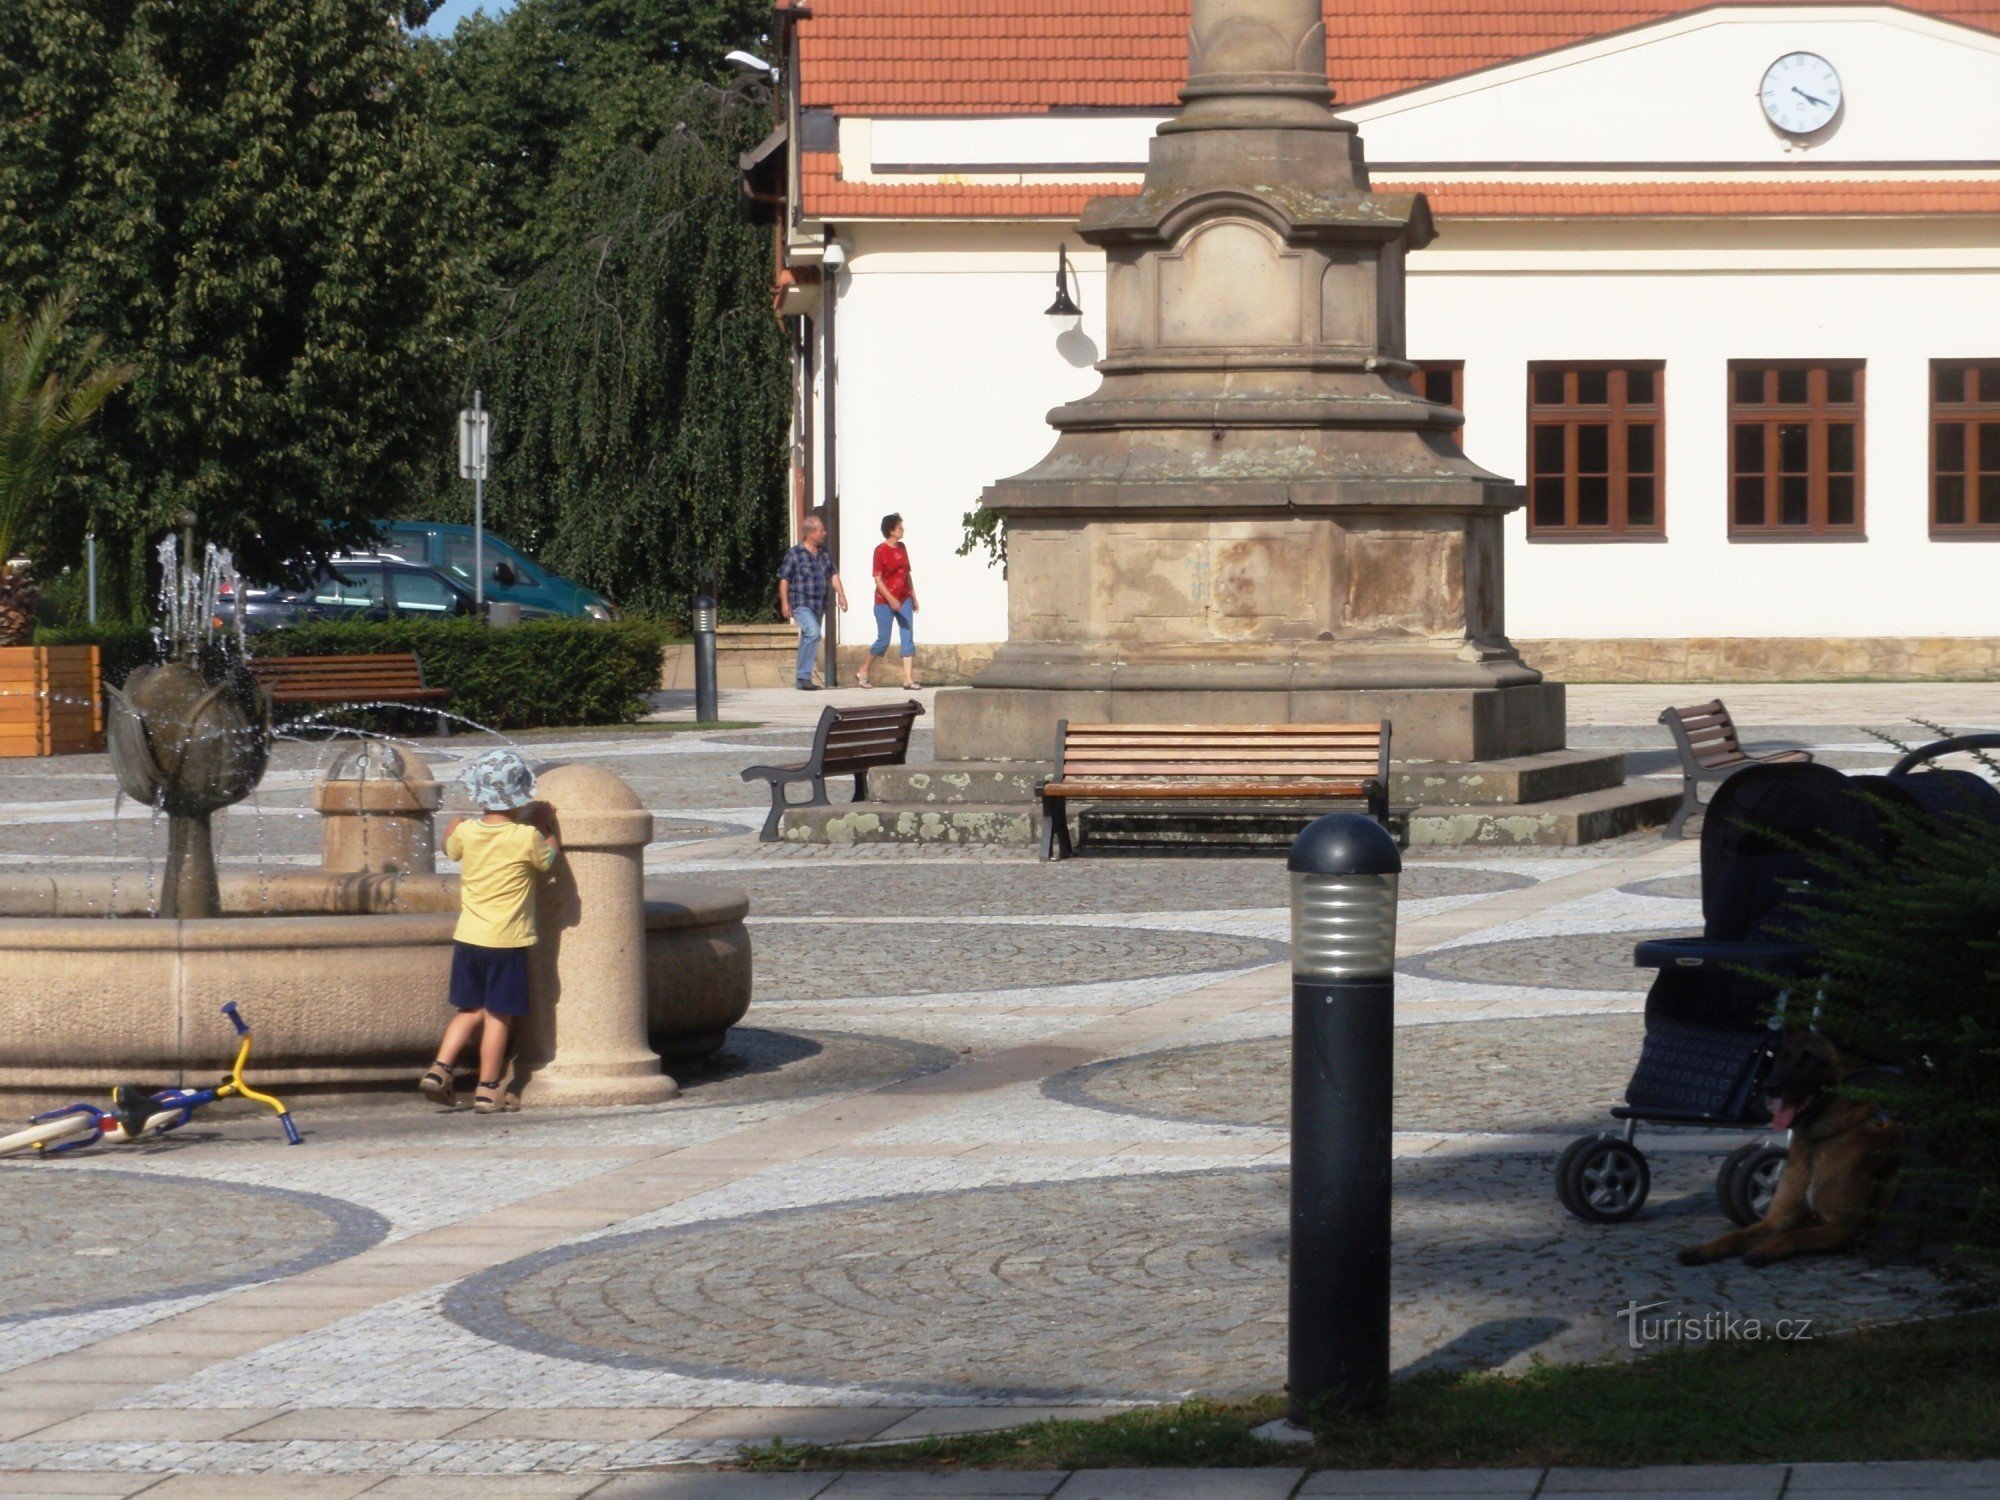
{"left": 799, "top": 156, "right": 2000, "bottom": 219}
{"left": 796, "top": 0, "right": 2000, "bottom": 114}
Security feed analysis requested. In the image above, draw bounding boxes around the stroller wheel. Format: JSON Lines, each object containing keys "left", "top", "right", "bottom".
{"left": 1553, "top": 1136, "right": 1598, "bottom": 1216}
{"left": 1563, "top": 1136, "right": 1651, "bottom": 1223}
{"left": 1718, "top": 1143, "right": 1788, "bottom": 1226}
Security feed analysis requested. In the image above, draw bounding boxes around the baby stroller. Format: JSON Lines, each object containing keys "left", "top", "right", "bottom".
{"left": 1556, "top": 735, "right": 2000, "bottom": 1225}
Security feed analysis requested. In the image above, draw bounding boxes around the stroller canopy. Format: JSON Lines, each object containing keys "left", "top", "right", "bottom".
{"left": 1699, "top": 762, "right": 1884, "bottom": 942}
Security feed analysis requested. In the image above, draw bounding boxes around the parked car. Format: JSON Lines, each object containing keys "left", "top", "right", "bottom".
{"left": 234, "top": 556, "right": 486, "bottom": 634}
{"left": 373, "top": 522, "right": 615, "bottom": 620}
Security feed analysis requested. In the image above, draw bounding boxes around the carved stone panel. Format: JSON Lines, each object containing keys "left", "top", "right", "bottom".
{"left": 1158, "top": 221, "right": 1302, "bottom": 350}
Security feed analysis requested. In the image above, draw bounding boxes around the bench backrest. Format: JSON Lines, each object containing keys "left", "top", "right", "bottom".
{"left": 249, "top": 653, "right": 431, "bottom": 696}
{"left": 814, "top": 700, "right": 925, "bottom": 774}
{"left": 1660, "top": 700, "right": 1747, "bottom": 769}
{"left": 1053, "top": 722, "right": 1390, "bottom": 785}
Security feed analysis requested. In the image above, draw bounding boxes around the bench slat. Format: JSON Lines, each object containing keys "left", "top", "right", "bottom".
{"left": 1047, "top": 780, "right": 1373, "bottom": 799}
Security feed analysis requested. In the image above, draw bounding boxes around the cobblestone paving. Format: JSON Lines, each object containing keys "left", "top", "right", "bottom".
{"left": 1400, "top": 928, "right": 1696, "bottom": 991}
{"left": 688, "top": 862, "right": 1529, "bottom": 918}
{"left": 1046, "top": 1016, "right": 1637, "bottom": 1133}
{"left": 670, "top": 1028, "right": 962, "bottom": 1106}
{"left": 750, "top": 921, "right": 1287, "bottom": 999}
{"left": 1620, "top": 872, "right": 1703, "bottom": 900}
{"left": 444, "top": 1159, "right": 1945, "bottom": 1403}
{"left": 0, "top": 1169, "right": 388, "bottom": 1322}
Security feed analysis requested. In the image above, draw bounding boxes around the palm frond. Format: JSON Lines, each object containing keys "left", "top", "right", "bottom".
{"left": 0, "top": 291, "right": 135, "bottom": 562}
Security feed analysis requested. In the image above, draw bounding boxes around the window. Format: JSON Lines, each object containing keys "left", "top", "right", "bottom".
{"left": 1525, "top": 363, "right": 1664, "bottom": 537}
{"left": 443, "top": 533, "right": 540, "bottom": 589}
{"left": 312, "top": 567, "right": 383, "bottom": 609}
{"left": 391, "top": 570, "right": 460, "bottom": 615}
{"left": 1412, "top": 361, "right": 1464, "bottom": 451}
{"left": 1931, "top": 361, "right": 2000, "bottom": 534}
{"left": 1728, "top": 362, "right": 1864, "bottom": 536}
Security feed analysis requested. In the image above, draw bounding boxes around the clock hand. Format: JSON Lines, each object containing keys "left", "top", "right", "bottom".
{"left": 1792, "top": 85, "right": 1829, "bottom": 107}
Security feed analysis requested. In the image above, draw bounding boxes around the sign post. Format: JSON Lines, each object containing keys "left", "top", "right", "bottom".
{"left": 457, "top": 393, "right": 492, "bottom": 610}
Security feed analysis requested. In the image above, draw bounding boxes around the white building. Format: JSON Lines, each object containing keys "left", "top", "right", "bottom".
{"left": 756, "top": 0, "right": 2000, "bottom": 680}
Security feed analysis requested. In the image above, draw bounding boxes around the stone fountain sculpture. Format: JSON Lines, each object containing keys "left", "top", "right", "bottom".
{"left": 937, "top": 0, "right": 1562, "bottom": 765}
{"left": 104, "top": 532, "right": 270, "bottom": 919}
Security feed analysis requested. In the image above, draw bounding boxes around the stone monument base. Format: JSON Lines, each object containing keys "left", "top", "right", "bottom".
{"left": 933, "top": 682, "right": 1567, "bottom": 764}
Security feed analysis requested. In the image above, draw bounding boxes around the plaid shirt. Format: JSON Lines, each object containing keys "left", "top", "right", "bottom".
{"left": 778, "top": 542, "right": 837, "bottom": 618}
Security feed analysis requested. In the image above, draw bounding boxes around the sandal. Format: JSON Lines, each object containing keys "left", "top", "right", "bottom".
{"left": 473, "top": 1080, "right": 517, "bottom": 1114}
{"left": 419, "top": 1063, "right": 457, "bottom": 1109}
{"left": 855, "top": 675, "right": 875, "bottom": 689}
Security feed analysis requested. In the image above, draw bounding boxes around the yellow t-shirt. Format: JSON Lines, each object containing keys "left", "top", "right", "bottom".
{"left": 446, "top": 818, "right": 556, "bottom": 948}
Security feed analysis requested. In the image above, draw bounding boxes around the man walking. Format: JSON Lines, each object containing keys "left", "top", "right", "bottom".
{"left": 777, "top": 512, "right": 847, "bottom": 691}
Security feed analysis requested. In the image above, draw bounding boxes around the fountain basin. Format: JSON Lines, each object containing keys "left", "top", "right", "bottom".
{"left": 0, "top": 872, "right": 750, "bottom": 1100}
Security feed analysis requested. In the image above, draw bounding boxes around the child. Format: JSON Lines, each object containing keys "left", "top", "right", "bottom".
{"left": 419, "top": 749, "right": 559, "bottom": 1113}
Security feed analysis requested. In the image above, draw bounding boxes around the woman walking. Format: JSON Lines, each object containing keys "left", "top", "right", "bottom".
{"left": 858, "top": 513, "right": 920, "bottom": 690}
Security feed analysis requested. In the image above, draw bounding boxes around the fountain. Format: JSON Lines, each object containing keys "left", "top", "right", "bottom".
{"left": 104, "top": 528, "right": 270, "bottom": 918}
{"left": 0, "top": 527, "right": 752, "bottom": 1107}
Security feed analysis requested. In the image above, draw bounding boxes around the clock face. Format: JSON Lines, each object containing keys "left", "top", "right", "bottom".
{"left": 1761, "top": 52, "right": 1842, "bottom": 136}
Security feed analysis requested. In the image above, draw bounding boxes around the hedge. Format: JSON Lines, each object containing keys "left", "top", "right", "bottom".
{"left": 37, "top": 618, "right": 668, "bottom": 730}
{"left": 246, "top": 619, "right": 668, "bottom": 730}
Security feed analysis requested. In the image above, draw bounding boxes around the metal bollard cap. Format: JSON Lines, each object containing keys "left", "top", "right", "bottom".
{"left": 1288, "top": 812, "right": 1400, "bottom": 876}
{"left": 692, "top": 595, "right": 718, "bottom": 633}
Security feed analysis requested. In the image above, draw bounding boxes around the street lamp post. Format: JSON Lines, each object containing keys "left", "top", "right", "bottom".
{"left": 457, "top": 392, "right": 491, "bottom": 612}
{"left": 1286, "top": 812, "right": 1401, "bottom": 1424}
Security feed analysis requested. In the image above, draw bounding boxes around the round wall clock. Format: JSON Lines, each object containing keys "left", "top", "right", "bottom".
{"left": 1760, "top": 52, "right": 1842, "bottom": 136}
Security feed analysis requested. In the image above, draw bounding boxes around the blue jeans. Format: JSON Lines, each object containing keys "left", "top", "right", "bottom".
{"left": 793, "top": 605, "right": 821, "bottom": 683}
{"left": 871, "top": 600, "right": 915, "bottom": 659}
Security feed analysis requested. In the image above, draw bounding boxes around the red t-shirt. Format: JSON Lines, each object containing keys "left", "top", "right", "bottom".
{"left": 873, "top": 541, "right": 913, "bottom": 605}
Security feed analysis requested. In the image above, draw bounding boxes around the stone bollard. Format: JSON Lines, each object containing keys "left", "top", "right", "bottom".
{"left": 313, "top": 744, "right": 444, "bottom": 875}
{"left": 514, "top": 762, "right": 678, "bottom": 1106}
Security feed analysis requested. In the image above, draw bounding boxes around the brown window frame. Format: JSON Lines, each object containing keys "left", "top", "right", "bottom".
{"left": 1930, "top": 360, "right": 2000, "bottom": 537}
{"left": 1525, "top": 361, "right": 1666, "bottom": 540}
{"left": 1727, "top": 361, "right": 1865, "bottom": 539}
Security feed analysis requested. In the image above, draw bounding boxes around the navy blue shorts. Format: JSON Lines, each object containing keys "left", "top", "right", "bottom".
{"left": 449, "top": 942, "right": 531, "bottom": 1018}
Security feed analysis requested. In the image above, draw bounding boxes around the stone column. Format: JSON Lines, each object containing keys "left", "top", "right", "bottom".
{"left": 515, "top": 763, "right": 678, "bottom": 1106}
{"left": 313, "top": 745, "right": 443, "bottom": 875}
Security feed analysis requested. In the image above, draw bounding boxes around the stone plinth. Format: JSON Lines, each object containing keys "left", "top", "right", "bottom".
{"left": 516, "top": 763, "right": 678, "bottom": 1107}
{"left": 951, "top": 0, "right": 1566, "bottom": 760}
{"left": 312, "top": 744, "right": 444, "bottom": 875}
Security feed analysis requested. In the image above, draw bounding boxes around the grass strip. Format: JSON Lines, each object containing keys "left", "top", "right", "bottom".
{"left": 739, "top": 1310, "right": 2000, "bottom": 1472}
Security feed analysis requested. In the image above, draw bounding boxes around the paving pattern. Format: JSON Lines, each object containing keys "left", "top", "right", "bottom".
{"left": 0, "top": 688, "right": 1990, "bottom": 1490}
{"left": 1046, "top": 1015, "right": 1637, "bottom": 1134}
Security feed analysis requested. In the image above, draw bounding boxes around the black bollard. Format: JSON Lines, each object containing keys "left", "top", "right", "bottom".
{"left": 1287, "top": 812, "right": 1400, "bottom": 1424}
{"left": 692, "top": 594, "right": 719, "bottom": 725}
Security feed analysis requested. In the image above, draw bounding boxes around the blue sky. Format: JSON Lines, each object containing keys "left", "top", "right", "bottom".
{"left": 422, "top": 0, "right": 514, "bottom": 35}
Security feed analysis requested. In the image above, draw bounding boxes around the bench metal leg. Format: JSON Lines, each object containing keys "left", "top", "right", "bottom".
{"left": 1663, "top": 777, "right": 1702, "bottom": 840}
{"left": 753, "top": 774, "right": 827, "bottom": 842}
{"left": 1041, "top": 795, "right": 1071, "bottom": 862}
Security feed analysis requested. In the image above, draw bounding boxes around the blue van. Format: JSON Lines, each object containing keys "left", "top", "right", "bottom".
{"left": 375, "top": 522, "right": 615, "bottom": 620}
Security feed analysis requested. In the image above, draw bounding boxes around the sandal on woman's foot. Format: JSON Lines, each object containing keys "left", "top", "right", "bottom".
{"left": 855, "top": 675, "right": 874, "bottom": 689}
{"left": 902, "top": 682, "right": 923, "bottom": 692}
{"left": 474, "top": 1080, "right": 516, "bottom": 1114}
{"left": 419, "top": 1063, "right": 457, "bottom": 1108}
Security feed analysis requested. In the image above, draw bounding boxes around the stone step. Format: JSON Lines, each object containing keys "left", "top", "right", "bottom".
{"left": 1405, "top": 783, "right": 1680, "bottom": 847}
{"left": 778, "top": 802, "right": 1039, "bottom": 847}
{"left": 864, "top": 761, "right": 1053, "bottom": 804}
{"left": 1392, "top": 749, "right": 1626, "bottom": 806}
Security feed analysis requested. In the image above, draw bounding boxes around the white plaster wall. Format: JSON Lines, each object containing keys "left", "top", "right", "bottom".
{"left": 1350, "top": 9, "right": 2000, "bottom": 164}
{"left": 1414, "top": 258, "right": 2000, "bottom": 638}
{"left": 831, "top": 228, "right": 1107, "bottom": 644}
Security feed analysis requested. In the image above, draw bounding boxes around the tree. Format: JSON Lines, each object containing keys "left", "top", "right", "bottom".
{"left": 424, "top": 2, "right": 789, "bottom": 619}
{"left": 0, "top": 292, "right": 135, "bottom": 642}
{"left": 0, "top": 0, "right": 469, "bottom": 601}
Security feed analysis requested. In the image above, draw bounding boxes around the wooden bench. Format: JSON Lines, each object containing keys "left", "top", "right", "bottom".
{"left": 740, "top": 699, "right": 925, "bottom": 841}
{"left": 1038, "top": 721, "right": 1391, "bottom": 861}
{"left": 1658, "top": 699, "right": 1814, "bottom": 839}
{"left": 248, "top": 653, "right": 452, "bottom": 728}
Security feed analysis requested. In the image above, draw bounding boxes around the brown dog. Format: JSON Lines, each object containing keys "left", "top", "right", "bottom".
{"left": 1678, "top": 1032, "right": 1903, "bottom": 1268}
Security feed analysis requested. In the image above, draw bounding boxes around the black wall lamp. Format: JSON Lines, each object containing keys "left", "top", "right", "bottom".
{"left": 1045, "top": 243, "right": 1082, "bottom": 319}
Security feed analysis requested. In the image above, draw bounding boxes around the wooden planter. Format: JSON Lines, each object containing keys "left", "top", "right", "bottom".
{"left": 0, "top": 645, "right": 104, "bottom": 757}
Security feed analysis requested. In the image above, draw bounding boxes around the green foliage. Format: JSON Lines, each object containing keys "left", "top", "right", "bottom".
{"left": 0, "top": 0, "right": 468, "bottom": 596}
{"left": 1793, "top": 791, "right": 2000, "bottom": 1255}
{"left": 957, "top": 505, "right": 1007, "bottom": 574}
{"left": 244, "top": 617, "right": 666, "bottom": 729}
{"left": 0, "top": 292, "right": 134, "bottom": 563}
{"left": 32, "top": 621, "right": 158, "bottom": 687}
{"left": 424, "top": 6, "right": 790, "bottom": 621}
